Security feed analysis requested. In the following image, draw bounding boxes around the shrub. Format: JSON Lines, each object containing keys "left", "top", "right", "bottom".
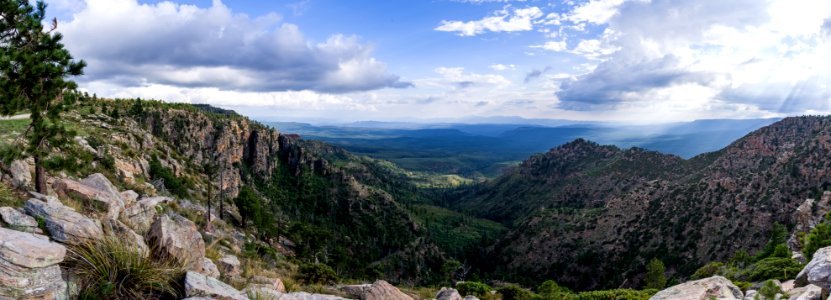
{"left": 149, "top": 156, "right": 188, "bottom": 198}
{"left": 732, "top": 281, "right": 752, "bottom": 292}
{"left": 758, "top": 279, "right": 782, "bottom": 300}
{"left": 569, "top": 289, "right": 657, "bottom": 300}
{"left": 804, "top": 222, "right": 831, "bottom": 260}
{"left": 497, "top": 285, "right": 535, "bottom": 300}
{"left": 644, "top": 258, "right": 666, "bottom": 289}
{"left": 457, "top": 281, "right": 492, "bottom": 297}
{"left": 63, "top": 235, "right": 183, "bottom": 299}
{"left": 537, "top": 280, "right": 572, "bottom": 300}
{"left": 691, "top": 261, "right": 725, "bottom": 280}
{"left": 746, "top": 257, "right": 803, "bottom": 281}
{"left": 297, "top": 263, "right": 338, "bottom": 284}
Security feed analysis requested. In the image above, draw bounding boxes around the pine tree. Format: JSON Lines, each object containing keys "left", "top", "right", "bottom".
{"left": 0, "top": 0, "right": 86, "bottom": 192}
{"left": 645, "top": 258, "right": 667, "bottom": 289}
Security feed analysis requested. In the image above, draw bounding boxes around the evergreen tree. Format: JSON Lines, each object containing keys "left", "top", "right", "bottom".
{"left": 0, "top": 0, "right": 86, "bottom": 192}
{"left": 645, "top": 258, "right": 667, "bottom": 289}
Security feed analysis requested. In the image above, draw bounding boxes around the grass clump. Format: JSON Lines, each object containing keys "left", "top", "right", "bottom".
{"left": 63, "top": 235, "right": 184, "bottom": 299}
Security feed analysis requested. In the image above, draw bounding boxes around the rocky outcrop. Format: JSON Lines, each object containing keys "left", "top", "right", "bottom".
{"left": 341, "top": 280, "right": 411, "bottom": 300}
{"left": 788, "top": 284, "right": 822, "bottom": 300}
{"left": 24, "top": 198, "right": 104, "bottom": 244}
{"left": 201, "top": 258, "right": 220, "bottom": 279}
{"left": 217, "top": 254, "right": 241, "bottom": 278}
{"left": 650, "top": 276, "right": 743, "bottom": 300}
{"left": 788, "top": 193, "right": 831, "bottom": 254}
{"left": 0, "top": 228, "right": 68, "bottom": 299}
{"left": 0, "top": 207, "right": 42, "bottom": 234}
{"left": 184, "top": 271, "right": 247, "bottom": 300}
{"left": 249, "top": 275, "right": 285, "bottom": 293}
{"left": 436, "top": 287, "right": 463, "bottom": 300}
{"left": 9, "top": 160, "right": 31, "bottom": 189}
{"left": 796, "top": 246, "right": 831, "bottom": 288}
{"left": 147, "top": 214, "right": 206, "bottom": 272}
{"left": 52, "top": 175, "right": 124, "bottom": 219}
{"left": 120, "top": 196, "right": 171, "bottom": 233}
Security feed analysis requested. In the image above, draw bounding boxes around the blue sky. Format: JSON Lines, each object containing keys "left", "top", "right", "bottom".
{"left": 49, "top": 0, "right": 831, "bottom": 123}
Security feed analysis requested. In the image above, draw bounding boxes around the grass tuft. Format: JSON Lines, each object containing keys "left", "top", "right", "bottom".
{"left": 63, "top": 234, "right": 185, "bottom": 299}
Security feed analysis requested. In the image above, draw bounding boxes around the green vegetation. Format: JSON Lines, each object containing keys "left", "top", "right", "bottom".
{"left": 0, "top": 0, "right": 86, "bottom": 193}
{"left": 804, "top": 216, "right": 831, "bottom": 260}
{"left": 757, "top": 279, "right": 782, "bottom": 300}
{"left": 148, "top": 156, "right": 189, "bottom": 198}
{"left": 297, "top": 263, "right": 338, "bottom": 285}
{"left": 457, "top": 281, "right": 493, "bottom": 297}
{"left": 497, "top": 285, "right": 536, "bottom": 300}
{"left": 644, "top": 258, "right": 666, "bottom": 290}
{"left": 63, "top": 235, "right": 183, "bottom": 299}
{"left": 411, "top": 204, "right": 506, "bottom": 258}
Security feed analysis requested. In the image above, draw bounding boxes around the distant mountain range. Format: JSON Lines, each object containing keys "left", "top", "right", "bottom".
{"left": 265, "top": 118, "right": 781, "bottom": 178}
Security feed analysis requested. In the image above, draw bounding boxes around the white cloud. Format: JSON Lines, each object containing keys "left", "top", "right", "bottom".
{"left": 566, "top": 0, "right": 627, "bottom": 25}
{"left": 489, "top": 64, "right": 516, "bottom": 71}
{"left": 61, "top": 0, "right": 410, "bottom": 93}
{"left": 530, "top": 40, "right": 568, "bottom": 52}
{"left": 435, "top": 6, "right": 543, "bottom": 36}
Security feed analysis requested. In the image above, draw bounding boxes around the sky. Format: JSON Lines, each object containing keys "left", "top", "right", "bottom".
{"left": 46, "top": 0, "right": 831, "bottom": 123}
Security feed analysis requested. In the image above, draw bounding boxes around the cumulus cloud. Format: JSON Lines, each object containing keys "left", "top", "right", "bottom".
{"left": 489, "top": 64, "right": 516, "bottom": 71}
{"left": 552, "top": 0, "right": 831, "bottom": 115}
{"left": 435, "top": 6, "right": 543, "bottom": 36}
{"left": 61, "top": 0, "right": 410, "bottom": 93}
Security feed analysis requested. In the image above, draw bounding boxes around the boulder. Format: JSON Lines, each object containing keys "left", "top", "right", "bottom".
{"left": 184, "top": 271, "right": 247, "bottom": 300}
{"left": 0, "top": 207, "right": 42, "bottom": 234}
{"left": 52, "top": 176, "right": 123, "bottom": 219}
{"left": 650, "top": 276, "right": 743, "bottom": 300}
{"left": 743, "top": 290, "right": 757, "bottom": 300}
{"left": 147, "top": 214, "right": 205, "bottom": 272}
{"left": 201, "top": 258, "right": 220, "bottom": 279}
{"left": 0, "top": 227, "right": 68, "bottom": 299}
{"left": 217, "top": 254, "right": 241, "bottom": 277}
{"left": 80, "top": 174, "right": 122, "bottom": 204}
{"left": 464, "top": 296, "right": 480, "bottom": 300}
{"left": 249, "top": 275, "right": 286, "bottom": 293}
{"left": 796, "top": 246, "right": 831, "bottom": 288}
{"left": 24, "top": 198, "right": 104, "bottom": 244}
{"left": 244, "top": 285, "right": 284, "bottom": 299}
{"left": 9, "top": 160, "right": 31, "bottom": 189}
{"left": 279, "top": 292, "right": 351, "bottom": 300}
{"left": 120, "top": 196, "right": 171, "bottom": 233}
{"left": 120, "top": 190, "right": 139, "bottom": 205}
{"left": 787, "top": 284, "right": 822, "bottom": 300}
{"left": 343, "top": 280, "right": 412, "bottom": 300}
{"left": 782, "top": 280, "right": 795, "bottom": 292}
{"left": 103, "top": 219, "right": 149, "bottom": 257}
{"left": 436, "top": 287, "right": 463, "bottom": 300}
{"left": 28, "top": 191, "right": 61, "bottom": 207}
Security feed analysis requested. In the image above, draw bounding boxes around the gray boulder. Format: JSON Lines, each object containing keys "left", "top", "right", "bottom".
{"left": 436, "top": 287, "right": 463, "bottom": 300}
{"left": 147, "top": 214, "right": 205, "bottom": 272}
{"left": 650, "top": 276, "right": 743, "bottom": 300}
{"left": 102, "top": 219, "right": 149, "bottom": 257}
{"left": 9, "top": 160, "right": 31, "bottom": 189}
{"left": 796, "top": 246, "right": 831, "bottom": 288}
{"left": 342, "top": 280, "right": 412, "bottom": 300}
{"left": 279, "top": 292, "right": 352, "bottom": 300}
{"left": 24, "top": 198, "right": 103, "bottom": 244}
{"left": 787, "top": 284, "right": 822, "bottom": 300}
{"left": 120, "top": 190, "right": 139, "bottom": 205}
{"left": 249, "top": 275, "right": 286, "bottom": 292}
{"left": 0, "top": 207, "right": 42, "bottom": 234}
{"left": 0, "top": 227, "right": 68, "bottom": 299}
{"left": 201, "top": 258, "right": 220, "bottom": 279}
{"left": 184, "top": 271, "right": 247, "bottom": 300}
{"left": 53, "top": 176, "right": 123, "bottom": 219}
{"left": 217, "top": 254, "right": 241, "bottom": 277}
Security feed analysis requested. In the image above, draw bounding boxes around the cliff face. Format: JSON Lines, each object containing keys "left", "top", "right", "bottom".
{"left": 452, "top": 116, "right": 831, "bottom": 290}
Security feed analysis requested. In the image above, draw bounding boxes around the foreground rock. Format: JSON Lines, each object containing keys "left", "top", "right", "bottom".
{"left": 24, "top": 198, "right": 104, "bottom": 244}
{"left": 147, "top": 214, "right": 206, "bottom": 272}
{"left": 796, "top": 246, "right": 831, "bottom": 288}
{"left": 120, "top": 196, "right": 171, "bottom": 233}
{"left": 9, "top": 160, "right": 31, "bottom": 189}
{"left": 650, "top": 276, "right": 743, "bottom": 300}
{"left": 0, "top": 228, "right": 68, "bottom": 299}
{"left": 341, "top": 280, "right": 412, "bottom": 300}
{"left": 249, "top": 275, "right": 286, "bottom": 292}
{"left": 436, "top": 287, "right": 463, "bottom": 300}
{"left": 218, "top": 254, "right": 241, "bottom": 277}
{"left": 787, "top": 284, "right": 822, "bottom": 300}
{"left": 0, "top": 207, "right": 42, "bottom": 234}
{"left": 184, "top": 271, "right": 247, "bottom": 300}
{"left": 52, "top": 175, "right": 124, "bottom": 219}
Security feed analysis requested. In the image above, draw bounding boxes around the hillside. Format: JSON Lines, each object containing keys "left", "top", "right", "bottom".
{"left": 449, "top": 116, "right": 831, "bottom": 290}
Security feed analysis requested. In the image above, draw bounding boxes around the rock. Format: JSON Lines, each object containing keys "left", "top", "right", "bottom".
{"left": 52, "top": 176, "right": 123, "bottom": 219}
{"left": 201, "top": 258, "right": 220, "bottom": 279}
{"left": 120, "top": 190, "right": 139, "bottom": 205}
{"left": 796, "top": 246, "right": 831, "bottom": 287}
{"left": 249, "top": 275, "right": 286, "bottom": 293}
{"left": 81, "top": 173, "right": 122, "bottom": 203}
{"left": 217, "top": 254, "right": 241, "bottom": 277}
{"left": 9, "top": 160, "right": 31, "bottom": 189}
{"left": 24, "top": 198, "right": 104, "bottom": 244}
{"left": 464, "top": 296, "right": 480, "bottom": 300}
{"left": 0, "top": 207, "right": 42, "bottom": 234}
{"left": 344, "top": 280, "right": 412, "bottom": 300}
{"left": 184, "top": 271, "right": 247, "bottom": 300}
{"left": 787, "top": 284, "right": 822, "bottom": 300}
{"left": 244, "top": 284, "right": 284, "bottom": 299}
{"left": 650, "top": 276, "right": 743, "bottom": 300}
{"left": 743, "top": 290, "right": 757, "bottom": 300}
{"left": 28, "top": 191, "right": 61, "bottom": 207}
{"left": 436, "top": 287, "right": 463, "bottom": 300}
{"left": 102, "top": 219, "right": 149, "bottom": 257}
{"left": 0, "top": 227, "right": 68, "bottom": 299}
{"left": 279, "top": 292, "right": 352, "bottom": 300}
{"left": 147, "top": 214, "right": 206, "bottom": 272}
{"left": 781, "top": 280, "right": 795, "bottom": 292}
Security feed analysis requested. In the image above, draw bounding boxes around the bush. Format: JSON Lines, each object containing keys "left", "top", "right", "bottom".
{"left": 297, "top": 263, "right": 338, "bottom": 284}
{"left": 63, "top": 235, "right": 183, "bottom": 299}
{"left": 804, "top": 222, "right": 831, "bottom": 260}
{"left": 497, "top": 285, "right": 535, "bottom": 300}
{"left": 644, "top": 258, "right": 666, "bottom": 289}
{"left": 149, "top": 156, "right": 188, "bottom": 198}
{"left": 537, "top": 280, "right": 572, "bottom": 300}
{"left": 691, "top": 261, "right": 725, "bottom": 280}
{"left": 746, "top": 257, "right": 803, "bottom": 281}
{"left": 457, "top": 281, "right": 492, "bottom": 297}
{"left": 758, "top": 279, "right": 782, "bottom": 300}
{"left": 568, "top": 289, "right": 657, "bottom": 300}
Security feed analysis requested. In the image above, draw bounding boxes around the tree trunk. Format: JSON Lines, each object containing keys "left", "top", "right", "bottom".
{"left": 34, "top": 153, "right": 47, "bottom": 193}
